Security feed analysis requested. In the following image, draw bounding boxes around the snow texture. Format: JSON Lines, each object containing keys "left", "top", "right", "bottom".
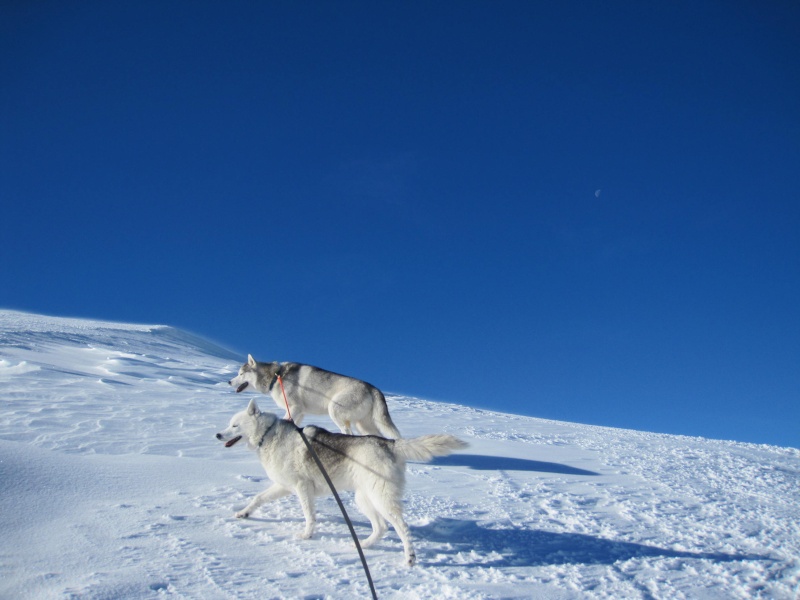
{"left": 1, "top": 310, "right": 798, "bottom": 599}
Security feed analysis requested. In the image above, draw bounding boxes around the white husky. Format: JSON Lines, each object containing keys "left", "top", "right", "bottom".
{"left": 228, "top": 355, "right": 401, "bottom": 438}
{"left": 216, "top": 399, "right": 467, "bottom": 566}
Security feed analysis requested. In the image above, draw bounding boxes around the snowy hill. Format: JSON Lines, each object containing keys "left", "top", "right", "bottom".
{"left": 1, "top": 310, "right": 798, "bottom": 599}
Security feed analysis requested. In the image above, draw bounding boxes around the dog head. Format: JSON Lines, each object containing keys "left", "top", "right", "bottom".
{"left": 228, "top": 354, "right": 259, "bottom": 393}
{"left": 216, "top": 398, "right": 262, "bottom": 448}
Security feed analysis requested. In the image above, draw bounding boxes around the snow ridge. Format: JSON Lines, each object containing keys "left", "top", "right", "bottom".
{"left": 1, "top": 311, "right": 798, "bottom": 599}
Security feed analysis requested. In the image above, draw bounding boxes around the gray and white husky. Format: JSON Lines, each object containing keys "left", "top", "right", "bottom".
{"left": 229, "top": 355, "right": 401, "bottom": 438}
{"left": 216, "top": 398, "right": 467, "bottom": 566}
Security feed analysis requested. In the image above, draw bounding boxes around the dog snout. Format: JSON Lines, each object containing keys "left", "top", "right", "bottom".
{"left": 216, "top": 433, "right": 223, "bottom": 440}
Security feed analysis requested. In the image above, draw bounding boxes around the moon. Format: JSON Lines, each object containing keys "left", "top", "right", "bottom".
{"left": 595, "top": 189, "right": 602, "bottom": 198}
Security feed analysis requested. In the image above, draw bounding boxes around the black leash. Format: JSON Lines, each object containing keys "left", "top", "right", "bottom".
{"left": 295, "top": 426, "right": 378, "bottom": 599}
{"left": 277, "top": 376, "right": 378, "bottom": 600}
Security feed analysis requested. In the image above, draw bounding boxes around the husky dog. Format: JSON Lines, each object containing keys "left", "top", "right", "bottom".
{"left": 228, "top": 355, "right": 401, "bottom": 438}
{"left": 216, "top": 399, "right": 467, "bottom": 566}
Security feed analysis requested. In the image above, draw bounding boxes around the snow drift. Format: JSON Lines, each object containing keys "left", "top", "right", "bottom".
{"left": 1, "top": 310, "right": 798, "bottom": 599}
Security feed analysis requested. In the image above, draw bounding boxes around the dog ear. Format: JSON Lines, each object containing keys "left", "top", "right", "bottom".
{"left": 248, "top": 354, "right": 257, "bottom": 367}
{"left": 247, "top": 398, "right": 260, "bottom": 416}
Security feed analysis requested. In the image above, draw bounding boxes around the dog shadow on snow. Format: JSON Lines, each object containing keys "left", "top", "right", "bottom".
{"left": 428, "top": 453, "right": 600, "bottom": 476}
{"left": 411, "top": 518, "right": 770, "bottom": 567}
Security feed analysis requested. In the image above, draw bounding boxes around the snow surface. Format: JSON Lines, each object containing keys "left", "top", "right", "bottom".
{"left": 1, "top": 310, "right": 798, "bottom": 599}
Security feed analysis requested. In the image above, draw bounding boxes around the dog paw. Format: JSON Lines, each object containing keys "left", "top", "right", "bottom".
{"left": 295, "top": 530, "right": 313, "bottom": 540}
{"left": 235, "top": 510, "right": 250, "bottom": 519}
{"left": 406, "top": 552, "right": 416, "bottom": 567}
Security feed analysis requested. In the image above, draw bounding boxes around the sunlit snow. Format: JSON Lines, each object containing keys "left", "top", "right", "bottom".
{"left": 1, "top": 310, "right": 797, "bottom": 599}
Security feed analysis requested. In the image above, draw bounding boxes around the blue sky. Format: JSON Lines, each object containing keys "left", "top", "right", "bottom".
{"left": 2, "top": 1, "right": 799, "bottom": 447}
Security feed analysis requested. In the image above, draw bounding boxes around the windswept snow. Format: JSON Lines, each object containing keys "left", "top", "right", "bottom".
{"left": 1, "top": 310, "right": 798, "bottom": 599}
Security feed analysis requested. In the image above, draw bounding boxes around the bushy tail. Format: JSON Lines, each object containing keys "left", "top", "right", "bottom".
{"left": 394, "top": 434, "right": 468, "bottom": 462}
{"left": 372, "top": 389, "right": 402, "bottom": 439}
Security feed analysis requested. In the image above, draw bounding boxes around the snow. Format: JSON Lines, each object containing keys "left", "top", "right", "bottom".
{"left": 1, "top": 309, "right": 798, "bottom": 599}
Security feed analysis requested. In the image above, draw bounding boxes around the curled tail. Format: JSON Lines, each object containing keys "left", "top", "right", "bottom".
{"left": 394, "top": 434, "right": 468, "bottom": 462}
{"left": 372, "top": 388, "right": 402, "bottom": 439}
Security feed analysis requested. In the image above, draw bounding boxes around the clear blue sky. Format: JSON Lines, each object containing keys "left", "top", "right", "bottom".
{"left": 2, "top": 1, "right": 799, "bottom": 447}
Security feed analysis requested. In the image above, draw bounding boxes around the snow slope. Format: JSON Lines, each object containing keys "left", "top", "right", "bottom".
{"left": 1, "top": 310, "right": 798, "bottom": 599}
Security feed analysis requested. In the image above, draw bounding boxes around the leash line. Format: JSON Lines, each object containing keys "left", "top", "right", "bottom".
{"left": 277, "top": 375, "right": 378, "bottom": 600}
{"left": 277, "top": 374, "right": 293, "bottom": 422}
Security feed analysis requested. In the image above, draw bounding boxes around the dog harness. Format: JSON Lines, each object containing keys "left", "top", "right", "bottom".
{"left": 257, "top": 419, "right": 278, "bottom": 448}
{"left": 267, "top": 364, "right": 287, "bottom": 392}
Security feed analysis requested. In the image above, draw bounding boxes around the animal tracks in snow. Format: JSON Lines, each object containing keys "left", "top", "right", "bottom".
{"left": 2, "top": 311, "right": 798, "bottom": 599}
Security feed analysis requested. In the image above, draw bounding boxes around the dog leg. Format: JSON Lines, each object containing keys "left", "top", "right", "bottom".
{"left": 235, "top": 484, "right": 290, "bottom": 519}
{"left": 385, "top": 511, "right": 416, "bottom": 567}
{"left": 327, "top": 402, "right": 353, "bottom": 434}
{"left": 294, "top": 484, "right": 316, "bottom": 539}
{"left": 355, "top": 490, "right": 387, "bottom": 548}
{"left": 289, "top": 408, "right": 304, "bottom": 426}
{"left": 374, "top": 492, "right": 416, "bottom": 566}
